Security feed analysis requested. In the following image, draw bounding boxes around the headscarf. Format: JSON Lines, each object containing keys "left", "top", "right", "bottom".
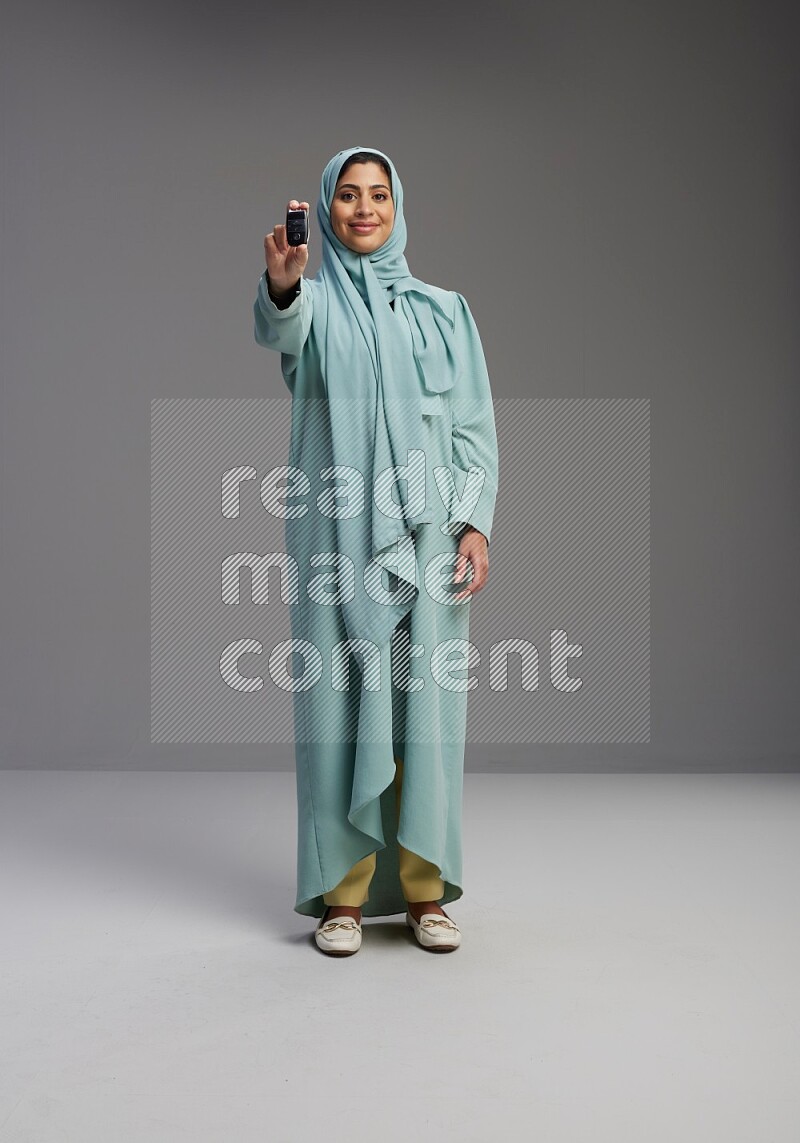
{"left": 311, "top": 145, "right": 463, "bottom": 648}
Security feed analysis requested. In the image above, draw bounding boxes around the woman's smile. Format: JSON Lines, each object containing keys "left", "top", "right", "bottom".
{"left": 330, "top": 159, "right": 395, "bottom": 252}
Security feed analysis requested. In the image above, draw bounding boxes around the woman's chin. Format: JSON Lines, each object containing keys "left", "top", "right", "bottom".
{"left": 340, "top": 232, "right": 387, "bottom": 254}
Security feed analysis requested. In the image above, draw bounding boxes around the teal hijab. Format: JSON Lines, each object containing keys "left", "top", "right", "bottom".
{"left": 312, "top": 145, "right": 463, "bottom": 649}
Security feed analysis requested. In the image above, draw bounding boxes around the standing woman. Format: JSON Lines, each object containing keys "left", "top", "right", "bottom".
{"left": 254, "top": 146, "right": 498, "bottom": 956}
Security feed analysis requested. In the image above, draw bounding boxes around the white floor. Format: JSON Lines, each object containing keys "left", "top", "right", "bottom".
{"left": 0, "top": 771, "right": 798, "bottom": 1143}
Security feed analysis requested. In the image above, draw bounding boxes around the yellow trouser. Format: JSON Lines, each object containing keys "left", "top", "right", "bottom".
{"left": 323, "top": 755, "right": 445, "bottom": 906}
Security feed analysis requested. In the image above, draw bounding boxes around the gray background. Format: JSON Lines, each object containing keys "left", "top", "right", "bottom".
{"left": 2, "top": 0, "right": 798, "bottom": 771}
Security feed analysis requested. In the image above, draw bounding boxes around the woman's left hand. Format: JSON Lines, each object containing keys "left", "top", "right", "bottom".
{"left": 453, "top": 526, "right": 489, "bottom": 601}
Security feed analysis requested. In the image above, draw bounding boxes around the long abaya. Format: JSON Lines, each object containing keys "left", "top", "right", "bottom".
{"left": 254, "top": 270, "right": 498, "bottom": 917}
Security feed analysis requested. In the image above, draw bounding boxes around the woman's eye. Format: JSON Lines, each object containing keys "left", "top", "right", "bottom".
{"left": 339, "top": 192, "right": 387, "bottom": 202}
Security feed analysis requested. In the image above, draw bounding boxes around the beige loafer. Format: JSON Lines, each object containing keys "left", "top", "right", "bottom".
{"left": 314, "top": 910, "right": 362, "bottom": 956}
{"left": 406, "top": 910, "right": 461, "bottom": 952}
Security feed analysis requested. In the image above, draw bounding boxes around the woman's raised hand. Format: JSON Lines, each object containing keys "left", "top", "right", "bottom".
{"left": 264, "top": 199, "right": 310, "bottom": 294}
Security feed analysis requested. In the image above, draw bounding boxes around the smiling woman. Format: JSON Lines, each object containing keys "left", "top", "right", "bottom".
{"left": 254, "top": 145, "right": 499, "bottom": 956}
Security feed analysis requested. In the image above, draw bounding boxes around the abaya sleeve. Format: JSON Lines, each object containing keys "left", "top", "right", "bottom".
{"left": 253, "top": 272, "right": 314, "bottom": 381}
{"left": 447, "top": 291, "right": 500, "bottom": 545}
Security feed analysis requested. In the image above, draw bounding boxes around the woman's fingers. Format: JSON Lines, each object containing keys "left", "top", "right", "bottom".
{"left": 264, "top": 198, "right": 310, "bottom": 275}
{"left": 274, "top": 222, "right": 289, "bottom": 255}
{"left": 453, "top": 536, "right": 489, "bottom": 600}
{"left": 454, "top": 551, "right": 473, "bottom": 601}
{"left": 264, "top": 230, "right": 285, "bottom": 254}
{"left": 266, "top": 199, "right": 309, "bottom": 255}
{"left": 264, "top": 228, "right": 294, "bottom": 270}
{"left": 264, "top": 231, "right": 283, "bottom": 271}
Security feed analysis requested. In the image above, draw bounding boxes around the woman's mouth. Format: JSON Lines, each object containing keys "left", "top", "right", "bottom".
{"left": 349, "top": 223, "right": 378, "bottom": 232}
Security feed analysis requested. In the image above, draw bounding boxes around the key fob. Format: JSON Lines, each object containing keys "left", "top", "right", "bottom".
{"left": 286, "top": 207, "right": 308, "bottom": 247}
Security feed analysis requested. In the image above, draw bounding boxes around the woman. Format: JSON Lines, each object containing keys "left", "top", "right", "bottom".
{"left": 254, "top": 146, "right": 498, "bottom": 956}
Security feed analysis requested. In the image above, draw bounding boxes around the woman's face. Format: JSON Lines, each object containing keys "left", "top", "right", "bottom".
{"left": 331, "top": 160, "right": 395, "bottom": 253}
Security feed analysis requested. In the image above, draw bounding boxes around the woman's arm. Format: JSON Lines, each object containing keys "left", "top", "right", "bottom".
{"left": 253, "top": 269, "right": 314, "bottom": 366}
{"left": 254, "top": 199, "right": 314, "bottom": 372}
{"left": 266, "top": 270, "right": 301, "bottom": 310}
{"left": 446, "top": 291, "right": 499, "bottom": 546}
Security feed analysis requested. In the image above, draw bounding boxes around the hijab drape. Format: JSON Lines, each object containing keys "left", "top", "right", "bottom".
{"left": 311, "top": 145, "right": 464, "bottom": 649}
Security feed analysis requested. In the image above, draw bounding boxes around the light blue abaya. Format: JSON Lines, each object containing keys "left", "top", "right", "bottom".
{"left": 254, "top": 146, "right": 499, "bottom": 917}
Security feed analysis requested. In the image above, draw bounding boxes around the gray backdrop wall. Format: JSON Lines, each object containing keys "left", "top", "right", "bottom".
{"left": 2, "top": 0, "right": 798, "bottom": 771}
